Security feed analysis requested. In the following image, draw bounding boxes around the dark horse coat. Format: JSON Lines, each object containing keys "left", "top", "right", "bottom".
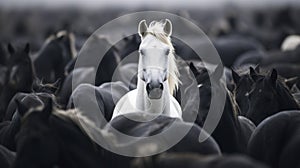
{"left": 248, "top": 110, "right": 300, "bottom": 168}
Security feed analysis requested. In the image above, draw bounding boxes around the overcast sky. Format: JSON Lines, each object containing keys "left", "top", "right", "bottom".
{"left": 0, "top": 0, "right": 299, "bottom": 9}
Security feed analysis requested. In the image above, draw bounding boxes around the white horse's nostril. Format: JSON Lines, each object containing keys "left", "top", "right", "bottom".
{"left": 146, "top": 82, "right": 163, "bottom": 91}
{"left": 159, "top": 83, "right": 163, "bottom": 90}
{"left": 146, "top": 83, "right": 152, "bottom": 91}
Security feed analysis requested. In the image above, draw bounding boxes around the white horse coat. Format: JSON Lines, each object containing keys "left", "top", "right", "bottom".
{"left": 112, "top": 19, "right": 182, "bottom": 120}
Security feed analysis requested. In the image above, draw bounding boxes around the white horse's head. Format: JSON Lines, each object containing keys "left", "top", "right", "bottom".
{"left": 137, "top": 19, "right": 179, "bottom": 99}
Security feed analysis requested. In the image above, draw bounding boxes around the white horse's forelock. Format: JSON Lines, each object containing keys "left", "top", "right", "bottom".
{"left": 144, "top": 20, "right": 180, "bottom": 95}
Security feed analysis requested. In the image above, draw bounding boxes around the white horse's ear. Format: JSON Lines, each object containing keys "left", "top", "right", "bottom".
{"left": 138, "top": 20, "right": 148, "bottom": 38}
{"left": 163, "top": 19, "right": 172, "bottom": 37}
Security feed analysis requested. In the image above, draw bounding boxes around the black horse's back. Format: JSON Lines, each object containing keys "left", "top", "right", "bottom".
{"left": 248, "top": 110, "right": 300, "bottom": 168}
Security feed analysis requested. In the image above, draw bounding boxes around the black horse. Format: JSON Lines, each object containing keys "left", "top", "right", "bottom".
{"left": 231, "top": 67, "right": 259, "bottom": 116}
{"left": 13, "top": 98, "right": 106, "bottom": 168}
{"left": 115, "top": 34, "right": 140, "bottom": 62}
{"left": 0, "top": 82, "right": 57, "bottom": 151}
{"left": 56, "top": 67, "right": 95, "bottom": 109}
{"left": 67, "top": 81, "right": 129, "bottom": 123}
{"left": 0, "top": 43, "right": 35, "bottom": 121}
{"left": 65, "top": 35, "right": 121, "bottom": 86}
{"left": 189, "top": 62, "right": 255, "bottom": 154}
{"left": 248, "top": 110, "right": 300, "bottom": 168}
{"left": 33, "top": 31, "right": 76, "bottom": 83}
{"left": 13, "top": 91, "right": 221, "bottom": 168}
{"left": 132, "top": 152, "right": 269, "bottom": 168}
{"left": 4, "top": 79, "right": 59, "bottom": 121}
{"left": 0, "top": 144, "right": 15, "bottom": 168}
{"left": 0, "top": 43, "right": 8, "bottom": 66}
{"left": 247, "top": 68, "right": 300, "bottom": 125}
{"left": 234, "top": 45, "right": 300, "bottom": 68}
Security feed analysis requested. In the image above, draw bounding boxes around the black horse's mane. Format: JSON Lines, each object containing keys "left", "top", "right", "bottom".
{"left": 274, "top": 79, "right": 300, "bottom": 109}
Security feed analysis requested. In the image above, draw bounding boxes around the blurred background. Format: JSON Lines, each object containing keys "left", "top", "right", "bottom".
{"left": 1, "top": 0, "right": 300, "bottom": 52}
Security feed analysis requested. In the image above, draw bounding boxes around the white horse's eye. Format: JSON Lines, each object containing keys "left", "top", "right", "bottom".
{"left": 165, "top": 49, "right": 170, "bottom": 55}
{"left": 139, "top": 49, "right": 145, "bottom": 55}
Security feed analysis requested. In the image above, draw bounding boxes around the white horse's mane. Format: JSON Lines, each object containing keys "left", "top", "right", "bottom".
{"left": 144, "top": 20, "right": 180, "bottom": 95}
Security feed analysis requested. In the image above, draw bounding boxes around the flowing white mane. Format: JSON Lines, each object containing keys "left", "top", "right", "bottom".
{"left": 144, "top": 20, "right": 180, "bottom": 95}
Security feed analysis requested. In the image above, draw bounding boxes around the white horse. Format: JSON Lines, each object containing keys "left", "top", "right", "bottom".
{"left": 112, "top": 19, "right": 182, "bottom": 120}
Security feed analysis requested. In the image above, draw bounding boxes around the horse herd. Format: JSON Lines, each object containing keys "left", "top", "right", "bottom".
{"left": 0, "top": 15, "right": 300, "bottom": 168}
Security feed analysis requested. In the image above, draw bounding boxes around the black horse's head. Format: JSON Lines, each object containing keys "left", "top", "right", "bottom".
{"left": 32, "top": 78, "right": 61, "bottom": 95}
{"left": 35, "top": 30, "right": 76, "bottom": 83}
{"left": 189, "top": 62, "right": 211, "bottom": 126}
{"left": 231, "top": 67, "right": 259, "bottom": 116}
{"left": 55, "top": 31, "right": 76, "bottom": 63}
{"left": 190, "top": 62, "right": 247, "bottom": 153}
{"left": 13, "top": 98, "right": 59, "bottom": 168}
{"left": 0, "top": 43, "right": 35, "bottom": 120}
{"left": 0, "top": 42, "right": 8, "bottom": 66}
{"left": 116, "top": 34, "right": 140, "bottom": 60}
{"left": 45, "top": 31, "right": 76, "bottom": 63}
{"left": 189, "top": 62, "right": 228, "bottom": 126}
{"left": 6, "top": 43, "right": 35, "bottom": 91}
{"left": 247, "top": 68, "right": 299, "bottom": 125}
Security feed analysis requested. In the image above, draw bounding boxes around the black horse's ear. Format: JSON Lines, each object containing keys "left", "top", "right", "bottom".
{"left": 231, "top": 69, "right": 240, "bottom": 84}
{"left": 133, "top": 34, "right": 140, "bottom": 43}
{"left": 51, "top": 79, "right": 61, "bottom": 94}
{"left": 291, "top": 84, "right": 300, "bottom": 93}
{"left": 52, "top": 79, "right": 61, "bottom": 89}
{"left": 284, "top": 77, "right": 298, "bottom": 89}
{"left": 250, "top": 67, "right": 259, "bottom": 82}
{"left": 42, "top": 98, "right": 53, "bottom": 120}
{"left": 7, "top": 43, "right": 15, "bottom": 55}
{"left": 57, "top": 35, "right": 65, "bottom": 41}
{"left": 24, "top": 43, "right": 30, "bottom": 54}
{"left": 123, "top": 34, "right": 131, "bottom": 41}
{"left": 189, "top": 62, "right": 198, "bottom": 76}
{"left": 269, "top": 69, "right": 278, "bottom": 85}
{"left": 15, "top": 99, "right": 28, "bottom": 117}
{"left": 31, "top": 79, "right": 40, "bottom": 92}
{"left": 254, "top": 65, "right": 260, "bottom": 73}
